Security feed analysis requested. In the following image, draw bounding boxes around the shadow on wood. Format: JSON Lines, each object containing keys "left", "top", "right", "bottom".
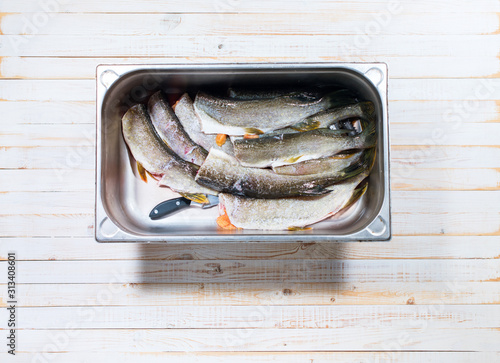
{"left": 137, "top": 241, "right": 350, "bottom": 286}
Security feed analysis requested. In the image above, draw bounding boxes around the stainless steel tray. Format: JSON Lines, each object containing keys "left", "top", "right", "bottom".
{"left": 95, "top": 63, "right": 391, "bottom": 242}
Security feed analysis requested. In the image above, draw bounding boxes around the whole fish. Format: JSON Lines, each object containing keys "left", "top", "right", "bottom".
{"left": 273, "top": 150, "right": 364, "bottom": 176}
{"left": 174, "top": 93, "right": 234, "bottom": 155}
{"left": 239, "top": 100, "right": 369, "bottom": 141}
{"left": 121, "top": 104, "right": 214, "bottom": 195}
{"left": 292, "top": 101, "right": 375, "bottom": 132}
{"left": 233, "top": 118, "right": 377, "bottom": 168}
{"left": 195, "top": 147, "right": 374, "bottom": 198}
{"left": 194, "top": 91, "right": 340, "bottom": 135}
{"left": 219, "top": 171, "right": 369, "bottom": 230}
{"left": 148, "top": 91, "right": 207, "bottom": 165}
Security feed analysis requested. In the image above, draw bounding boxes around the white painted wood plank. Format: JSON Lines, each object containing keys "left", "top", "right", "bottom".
{"left": 0, "top": 192, "right": 95, "bottom": 213}
{"left": 0, "top": 124, "right": 96, "bottom": 146}
{"left": 392, "top": 123, "right": 500, "bottom": 145}
{"left": 5, "top": 305, "right": 499, "bottom": 329}
{"left": 0, "top": 80, "right": 94, "bottom": 101}
{"left": 3, "top": 167, "right": 499, "bottom": 192}
{"left": 2, "top": 13, "right": 498, "bottom": 36}
{"left": 392, "top": 168, "right": 500, "bottom": 190}
{"left": 1, "top": 0, "right": 498, "bottom": 13}
{"left": 391, "top": 191, "right": 500, "bottom": 214}
{"left": 3, "top": 352, "right": 499, "bottom": 363}
{"left": 1, "top": 236, "right": 500, "bottom": 261}
{"left": 391, "top": 79, "right": 500, "bottom": 101}
{"left": 0, "top": 101, "right": 95, "bottom": 124}
{"left": 393, "top": 212, "right": 499, "bottom": 235}
{"left": 5, "top": 327, "right": 500, "bottom": 351}
{"left": 4, "top": 282, "right": 498, "bottom": 307}
{"left": 2, "top": 35, "right": 498, "bottom": 57}
{"left": 0, "top": 169, "right": 94, "bottom": 191}
{"left": 3, "top": 56, "right": 499, "bottom": 79}
{"left": 390, "top": 100, "right": 500, "bottom": 123}
{"left": 0, "top": 214, "right": 95, "bottom": 237}
{"left": 0, "top": 146, "right": 95, "bottom": 170}
{"left": 1, "top": 79, "right": 498, "bottom": 102}
{"left": 0, "top": 124, "right": 96, "bottom": 147}
{"left": 0, "top": 259, "right": 498, "bottom": 283}
{"left": 391, "top": 146, "right": 500, "bottom": 169}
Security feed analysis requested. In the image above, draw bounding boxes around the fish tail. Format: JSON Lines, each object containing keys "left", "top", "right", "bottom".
{"left": 359, "top": 118, "right": 377, "bottom": 148}
{"left": 360, "top": 101, "right": 376, "bottom": 120}
{"left": 341, "top": 147, "right": 376, "bottom": 179}
{"left": 323, "top": 90, "right": 358, "bottom": 109}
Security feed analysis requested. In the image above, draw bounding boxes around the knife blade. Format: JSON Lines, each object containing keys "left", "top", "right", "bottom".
{"left": 149, "top": 194, "right": 219, "bottom": 220}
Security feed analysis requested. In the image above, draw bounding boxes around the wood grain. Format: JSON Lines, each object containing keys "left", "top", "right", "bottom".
{"left": 2, "top": 352, "right": 499, "bottom": 363}
{"left": 2, "top": 35, "right": 499, "bottom": 57}
{"left": 1, "top": 236, "right": 500, "bottom": 261}
{"left": 2, "top": 56, "right": 499, "bottom": 79}
{"left": 0, "top": 1, "right": 499, "bottom": 359}
{"left": 4, "top": 327, "right": 500, "bottom": 351}
{"left": 2, "top": 282, "right": 498, "bottom": 307}
{"left": 0, "top": 259, "right": 498, "bottom": 283}
{"left": 4, "top": 305, "right": 500, "bottom": 329}
{"left": 2, "top": 0, "right": 499, "bottom": 13}
{"left": 1, "top": 13, "right": 498, "bottom": 36}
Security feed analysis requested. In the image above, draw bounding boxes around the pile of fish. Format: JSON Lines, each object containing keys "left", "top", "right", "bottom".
{"left": 121, "top": 88, "right": 377, "bottom": 230}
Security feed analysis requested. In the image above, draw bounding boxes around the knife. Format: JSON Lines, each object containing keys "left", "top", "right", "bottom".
{"left": 149, "top": 194, "right": 219, "bottom": 220}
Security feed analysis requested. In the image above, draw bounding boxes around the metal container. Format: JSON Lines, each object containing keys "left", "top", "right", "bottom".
{"left": 95, "top": 63, "right": 390, "bottom": 242}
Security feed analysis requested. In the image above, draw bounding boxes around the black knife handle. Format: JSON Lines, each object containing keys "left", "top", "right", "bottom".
{"left": 149, "top": 197, "right": 192, "bottom": 220}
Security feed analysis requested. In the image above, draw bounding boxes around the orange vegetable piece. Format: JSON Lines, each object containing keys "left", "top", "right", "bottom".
{"left": 172, "top": 99, "right": 180, "bottom": 111}
{"left": 244, "top": 134, "right": 260, "bottom": 139}
{"left": 216, "top": 134, "right": 227, "bottom": 146}
{"left": 216, "top": 210, "right": 237, "bottom": 230}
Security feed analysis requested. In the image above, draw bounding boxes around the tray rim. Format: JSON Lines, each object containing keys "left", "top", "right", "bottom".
{"left": 95, "top": 62, "right": 391, "bottom": 243}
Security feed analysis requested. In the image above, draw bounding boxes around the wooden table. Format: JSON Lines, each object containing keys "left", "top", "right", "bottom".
{"left": 1, "top": 1, "right": 500, "bottom": 361}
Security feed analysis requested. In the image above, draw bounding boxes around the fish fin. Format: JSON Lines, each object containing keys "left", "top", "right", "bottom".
{"left": 284, "top": 155, "right": 304, "bottom": 164}
{"left": 244, "top": 127, "right": 264, "bottom": 135}
{"left": 136, "top": 162, "right": 148, "bottom": 182}
{"left": 180, "top": 193, "right": 210, "bottom": 204}
{"left": 301, "top": 186, "right": 331, "bottom": 196}
{"left": 288, "top": 226, "right": 313, "bottom": 231}
{"left": 291, "top": 119, "right": 321, "bottom": 132}
{"left": 343, "top": 177, "right": 369, "bottom": 210}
